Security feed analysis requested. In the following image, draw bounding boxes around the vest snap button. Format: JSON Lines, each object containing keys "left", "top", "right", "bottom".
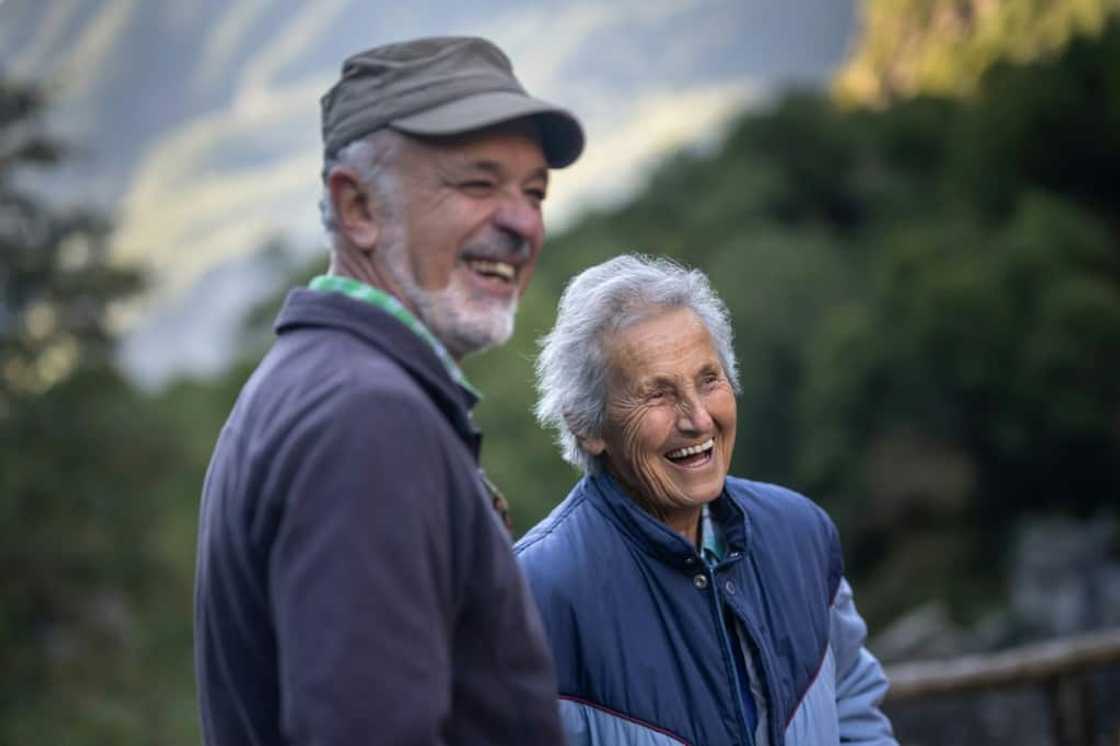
{"left": 693, "top": 574, "right": 709, "bottom": 590}
{"left": 725, "top": 580, "right": 736, "bottom": 594}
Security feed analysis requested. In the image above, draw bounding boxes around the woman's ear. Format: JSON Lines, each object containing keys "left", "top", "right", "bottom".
{"left": 567, "top": 412, "right": 606, "bottom": 457}
{"left": 328, "top": 167, "right": 380, "bottom": 250}
{"left": 578, "top": 434, "right": 606, "bottom": 456}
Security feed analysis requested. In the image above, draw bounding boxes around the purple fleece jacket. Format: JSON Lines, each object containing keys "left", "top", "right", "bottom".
{"left": 194, "top": 288, "right": 563, "bottom": 745}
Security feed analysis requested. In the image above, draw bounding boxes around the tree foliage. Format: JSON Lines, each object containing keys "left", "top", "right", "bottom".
{"left": 0, "top": 84, "right": 143, "bottom": 402}
{"left": 0, "top": 80, "right": 195, "bottom": 742}
{"left": 833, "top": 0, "right": 1120, "bottom": 105}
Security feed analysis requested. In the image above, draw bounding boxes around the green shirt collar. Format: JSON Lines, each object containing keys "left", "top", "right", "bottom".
{"left": 700, "top": 502, "right": 727, "bottom": 565}
{"left": 308, "top": 275, "right": 480, "bottom": 399}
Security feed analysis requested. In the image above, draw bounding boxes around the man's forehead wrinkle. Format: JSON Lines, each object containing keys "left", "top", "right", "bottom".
{"left": 425, "top": 151, "right": 502, "bottom": 178}
{"left": 466, "top": 160, "right": 504, "bottom": 175}
{"left": 450, "top": 157, "right": 550, "bottom": 185}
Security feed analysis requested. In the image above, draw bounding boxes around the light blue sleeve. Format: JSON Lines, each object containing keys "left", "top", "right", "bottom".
{"left": 830, "top": 578, "right": 899, "bottom": 745}
{"left": 558, "top": 698, "right": 690, "bottom": 746}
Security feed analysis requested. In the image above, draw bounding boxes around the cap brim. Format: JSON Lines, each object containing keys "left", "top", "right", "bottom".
{"left": 390, "top": 91, "right": 584, "bottom": 169}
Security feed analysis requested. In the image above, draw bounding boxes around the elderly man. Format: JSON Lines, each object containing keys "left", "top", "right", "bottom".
{"left": 517, "top": 255, "right": 897, "bottom": 745}
{"left": 194, "top": 37, "right": 582, "bottom": 745}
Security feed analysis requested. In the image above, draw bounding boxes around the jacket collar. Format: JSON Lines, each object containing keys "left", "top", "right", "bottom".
{"left": 307, "top": 275, "right": 480, "bottom": 398}
{"left": 274, "top": 287, "right": 481, "bottom": 455}
{"left": 584, "top": 471, "right": 751, "bottom": 571}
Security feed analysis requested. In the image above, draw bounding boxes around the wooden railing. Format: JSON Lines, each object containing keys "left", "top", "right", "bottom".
{"left": 884, "top": 627, "right": 1120, "bottom": 746}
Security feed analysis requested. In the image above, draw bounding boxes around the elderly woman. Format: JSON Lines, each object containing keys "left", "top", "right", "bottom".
{"left": 516, "top": 255, "right": 897, "bottom": 746}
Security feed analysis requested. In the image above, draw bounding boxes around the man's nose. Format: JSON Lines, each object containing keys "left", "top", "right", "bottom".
{"left": 493, "top": 195, "right": 544, "bottom": 248}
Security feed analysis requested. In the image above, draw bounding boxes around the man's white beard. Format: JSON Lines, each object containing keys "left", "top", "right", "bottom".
{"left": 380, "top": 225, "right": 517, "bottom": 360}
{"left": 410, "top": 278, "right": 517, "bottom": 360}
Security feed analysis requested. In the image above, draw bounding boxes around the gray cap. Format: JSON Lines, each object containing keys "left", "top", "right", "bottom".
{"left": 320, "top": 36, "right": 584, "bottom": 168}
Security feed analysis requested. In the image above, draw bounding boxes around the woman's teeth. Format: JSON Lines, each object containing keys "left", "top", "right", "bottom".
{"left": 666, "top": 438, "right": 714, "bottom": 460}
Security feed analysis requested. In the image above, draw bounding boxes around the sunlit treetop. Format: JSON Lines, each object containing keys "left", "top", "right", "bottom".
{"left": 833, "top": 0, "right": 1120, "bottom": 106}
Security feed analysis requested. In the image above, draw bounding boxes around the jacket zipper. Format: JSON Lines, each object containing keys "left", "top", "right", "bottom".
{"left": 728, "top": 569, "right": 780, "bottom": 746}
{"left": 708, "top": 568, "right": 755, "bottom": 746}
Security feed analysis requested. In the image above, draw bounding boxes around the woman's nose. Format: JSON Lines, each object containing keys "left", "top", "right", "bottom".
{"left": 676, "top": 395, "right": 713, "bottom": 434}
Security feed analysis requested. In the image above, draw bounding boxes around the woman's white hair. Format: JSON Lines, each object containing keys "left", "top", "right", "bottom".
{"left": 535, "top": 253, "right": 740, "bottom": 474}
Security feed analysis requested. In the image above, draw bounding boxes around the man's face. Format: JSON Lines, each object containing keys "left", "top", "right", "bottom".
{"left": 586, "top": 307, "right": 738, "bottom": 522}
{"left": 376, "top": 120, "right": 549, "bottom": 359}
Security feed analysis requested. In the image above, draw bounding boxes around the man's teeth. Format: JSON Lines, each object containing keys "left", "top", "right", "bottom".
{"left": 666, "top": 439, "right": 714, "bottom": 459}
{"left": 469, "top": 259, "right": 515, "bottom": 281}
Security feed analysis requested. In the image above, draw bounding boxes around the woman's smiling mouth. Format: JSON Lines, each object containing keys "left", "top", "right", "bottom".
{"left": 664, "top": 438, "right": 715, "bottom": 467}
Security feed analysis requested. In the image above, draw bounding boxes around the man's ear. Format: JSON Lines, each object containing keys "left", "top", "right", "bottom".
{"left": 328, "top": 167, "right": 380, "bottom": 250}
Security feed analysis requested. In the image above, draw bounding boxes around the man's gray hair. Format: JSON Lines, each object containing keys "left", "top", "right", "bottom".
{"left": 319, "top": 128, "right": 407, "bottom": 244}
{"left": 535, "top": 254, "right": 740, "bottom": 473}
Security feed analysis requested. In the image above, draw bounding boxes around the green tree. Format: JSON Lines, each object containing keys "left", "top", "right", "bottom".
{"left": 834, "top": 0, "right": 1120, "bottom": 105}
{"left": 0, "top": 80, "right": 193, "bottom": 743}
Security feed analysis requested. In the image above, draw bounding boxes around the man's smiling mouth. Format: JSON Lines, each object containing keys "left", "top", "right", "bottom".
{"left": 467, "top": 258, "right": 516, "bottom": 283}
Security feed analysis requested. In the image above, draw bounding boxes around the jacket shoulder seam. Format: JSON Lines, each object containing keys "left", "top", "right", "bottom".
{"left": 514, "top": 493, "right": 587, "bottom": 555}
{"left": 783, "top": 642, "right": 833, "bottom": 731}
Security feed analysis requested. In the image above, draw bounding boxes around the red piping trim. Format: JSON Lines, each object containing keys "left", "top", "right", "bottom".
{"left": 783, "top": 643, "right": 831, "bottom": 730}
{"left": 559, "top": 695, "right": 692, "bottom": 745}
{"left": 785, "top": 579, "right": 842, "bottom": 731}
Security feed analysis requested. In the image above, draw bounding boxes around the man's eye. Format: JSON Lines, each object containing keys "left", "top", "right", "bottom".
{"left": 526, "top": 188, "right": 547, "bottom": 203}
{"left": 461, "top": 181, "right": 495, "bottom": 194}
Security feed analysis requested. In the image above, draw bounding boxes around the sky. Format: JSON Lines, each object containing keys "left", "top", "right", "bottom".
{"left": 0, "top": 0, "right": 859, "bottom": 385}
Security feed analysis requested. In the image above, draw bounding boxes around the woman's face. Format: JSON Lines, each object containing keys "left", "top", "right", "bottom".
{"left": 584, "top": 307, "right": 737, "bottom": 521}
